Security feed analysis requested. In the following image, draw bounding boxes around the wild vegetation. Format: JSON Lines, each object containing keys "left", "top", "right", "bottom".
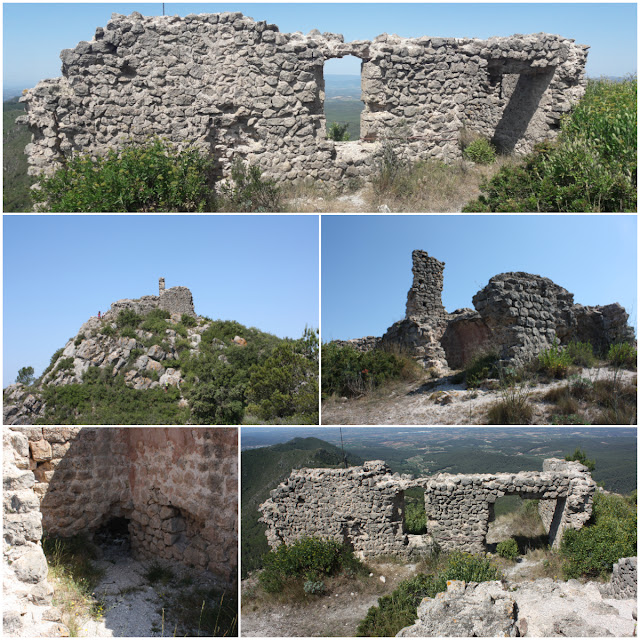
{"left": 321, "top": 343, "right": 421, "bottom": 399}
{"left": 3, "top": 98, "right": 33, "bottom": 212}
{"left": 27, "top": 315, "right": 318, "bottom": 425}
{"left": 356, "top": 552, "right": 500, "bottom": 637}
{"left": 465, "top": 76, "right": 637, "bottom": 212}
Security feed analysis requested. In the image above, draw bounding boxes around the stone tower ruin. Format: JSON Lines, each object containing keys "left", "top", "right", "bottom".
{"left": 105, "top": 279, "right": 196, "bottom": 319}
{"left": 159, "top": 277, "right": 165, "bottom": 295}
{"left": 18, "top": 12, "right": 588, "bottom": 183}
{"left": 334, "top": 250, "right": 634, "bottom": 371}
{"left": 260, "top": 458, "right": 596, "bottom": 558}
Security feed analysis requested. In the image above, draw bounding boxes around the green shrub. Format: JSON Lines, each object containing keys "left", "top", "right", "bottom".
{"left": 259, "top": 537, "right": 363, "bottom": 593}
{"left": 100, "top": 325, "right": 115, "bottom": 337}
{"left": 463, "top": 77, "right": 637, "bottom": 213}
{"left": 141, "top": 309, "right": 171, "bottom": 333}
{"left": 217, "top": 159, "right": 282, "bottom": 212}
{"left": 537, "top": 339, "right": 572, "bottom": 378}
{"left": 42, "top": 348, "right": 64, "bottom": 377}
{"left": 464, "top": 350, "right": 500, "bottom": 388}
{"left": 565, "top": 447, "right": 596, "bottom": 471}
{"left": 303, "top": 579, "right": 326, "bottom": 595}
{"left": 32, "top": 138, "right": 216, "bottom": 212}
{"left": 119, "top": 327, "right": 137, "bottom": 339}
{"left": 404, "top": 489, "right": 427, "bottom": 534}
{"left": 496, "top": 538, "right": 519, "bottom": 560}
{"left": 247, "top": 328, "right": 319, "bottom": 424}
{"left": 357, "top": 552, "right": 500, "bottom": 637}
{"left": 181, "top": 313, "right": 197, "bottom": 327}
{"left": 607, "top": 342, "right": 637, "bottom": 369}
{"left": 322, "top": 343, "right": 420, "bottom": 398}
{"left": 566, "top": 341, "right": 596, "bottom": 367}
{"left": 561, "top": 492, "right": 636, "bottom": 578}
{"left": 117, "top": 309, "right": 143, "bottom": 329}
{"left": 327, "top": 122, "right": 350, "bottom": 142}
{"left": 55, "top": 357, "right": 75, "bottom": 373}
{"left": 74, "top": 334, "right": 85, "bottom": 347}
{"left": 462, "top": 138, "right": 496, "bottom": 164}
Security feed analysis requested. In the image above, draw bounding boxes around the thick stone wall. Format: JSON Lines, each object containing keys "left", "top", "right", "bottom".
{"left": 604, "top": 557, "right": 637, "bottom": 599}
{"left": 336, "top": 250, "right": 634, "bottom": 370}
{"left": 3, "top": 430, "right": 66, "bottom": 637}
{"left": 19, "top": 12, "right": 588, "bottom": 182}
{"left": 6, "top": 427, "right": 237, "bottom": 586}
{"left": 260, "top": 458, "right": 596, "bottom": 557}
{"left": 105, "top": 281, "right": 196, "bottom": 320}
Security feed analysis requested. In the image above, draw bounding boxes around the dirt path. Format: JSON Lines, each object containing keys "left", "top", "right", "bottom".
{"left": 241, "top": 563, "right": 418, "bottom": 637}
{"left": 322, "top": 366, "right": 636, "bottom": 425}
{"left": 77, "top": 544, "right": 163, "bottom": 637}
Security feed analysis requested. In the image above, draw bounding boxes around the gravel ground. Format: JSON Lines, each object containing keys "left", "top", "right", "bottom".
{"left": 322, "top": 365, "right": 636, "bottom": 425}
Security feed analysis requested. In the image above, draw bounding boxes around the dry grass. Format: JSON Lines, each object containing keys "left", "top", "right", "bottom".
{"left": 280, "top": 156, "right": 518, "bottom": 213}
{"left": 43, "top": 536, "right": 105, "bottom": 636}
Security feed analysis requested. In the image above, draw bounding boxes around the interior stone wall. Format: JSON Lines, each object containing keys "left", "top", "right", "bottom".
{"left": 7, "top": 427, "right": 237, "bottom": 585}
{"left": 260, "top": 458, "right": 596, "bottom": 557}
{"left": 19, "top": 12, "right": 588, "bottom": 182}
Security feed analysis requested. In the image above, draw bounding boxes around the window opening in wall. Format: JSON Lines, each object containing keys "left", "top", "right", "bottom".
{"left": 486, "top": 495, "right": 547, "bottom": 555}
{"left": 403, "top": 488, "right": 427, "bottom": 535}
{"left": 323, "top": 56, "right": 364, "bottom": 141}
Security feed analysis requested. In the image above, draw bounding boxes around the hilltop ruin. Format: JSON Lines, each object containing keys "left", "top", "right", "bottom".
{"left": 19, "top": 12, "right": 588, "bottom": 182}
{"left": 259, "top": 458, "right": 596, "bottom": 558}
{"left": 334, "top": 250, "right": 634, "bottom": 371}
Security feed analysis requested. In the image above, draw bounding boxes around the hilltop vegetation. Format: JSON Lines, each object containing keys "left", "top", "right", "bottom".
{"left": 5, "top": 313, "right": 318, "bottom": 425}
{"left": 241, "top": 437, "right": 363, "bottom": 577}
{"left": 3, "top": 98, "right": 33, "bottom": 211}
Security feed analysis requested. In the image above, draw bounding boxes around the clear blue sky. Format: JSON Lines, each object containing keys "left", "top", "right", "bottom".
{"left": 3, "top": 214, "right": 319, "bottom": 385}
{"left": 4, "top": 2, "right": 636, "bottom": 94}
{"left": 322, "top": 215, "right": 637, "bottom": 342}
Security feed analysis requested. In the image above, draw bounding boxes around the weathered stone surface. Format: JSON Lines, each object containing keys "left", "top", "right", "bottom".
{"left": 20, "top": 13, "right": 588, "bottom": 183}
{"left": 260, "top": 458, "right": 596, "bottom": 557}
{"left": 602, "top": 557, "right": 637, "bottom": 600}
{"left": 335, "top": 251, "right": 634, "bottom": 371}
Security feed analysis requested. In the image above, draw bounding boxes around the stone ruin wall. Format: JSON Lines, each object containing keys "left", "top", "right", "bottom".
{"left": 605, "top": 557, "right": 637, "bottom": 599}
{"left": 19, "top": 11, "right": 588, "bottom": 183}
{"left": 105, "top": 279, "right": 196, "bottom": 320}
{"left": 4, "top": 427, "right": 238, "bottom": 590}
{"left": 260, "top": 458, "right": 596, "bottom": 558}
{"left": 338, "top": 250, "right": 634, "bottom": 371}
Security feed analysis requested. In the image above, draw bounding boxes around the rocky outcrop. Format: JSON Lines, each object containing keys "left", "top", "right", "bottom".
{"left": 20, "top": 12, "right": 588, "bottom": 182}
{"left": 398, "top": 578, "right": 637, "bottom": 637}
{"left": 260, "top": 458, "right": 596, "bottom": 557}
{"left": 3, "top": 280, "right": 236, "bottom": 425}
{"left": 334, "top": 250, "right": 634, "bottom": 371}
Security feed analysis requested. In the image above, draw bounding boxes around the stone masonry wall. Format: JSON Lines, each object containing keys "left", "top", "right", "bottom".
{"left": 336, "top": 250, "right": 634, "bottom": 370}
{"left": 3, "top": 430, "right": 66, "bottom": 637}
{"left": 260, "top": 458, "right": 596, "bottom": 557}
{"left": 105, "top": 281, "right": 196, "bottom": 320}
{"left": 604, "top": 557, "right": 637, "bottom": 599}
{"left": 19, "top": 12, "right": 588, "bottom": 182}
{"left": 6, "top": 427, "right": 237, "bottom": 586}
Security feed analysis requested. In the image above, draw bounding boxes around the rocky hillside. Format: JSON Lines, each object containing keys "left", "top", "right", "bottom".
{"left": 4, "top": 285, "right": 318, "bottom": 425}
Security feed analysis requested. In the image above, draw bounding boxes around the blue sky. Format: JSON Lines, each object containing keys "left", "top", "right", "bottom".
{"left": 322, "top": 215, "right": 637, "bottom": 342}
{"left": 3, "top": 214, "right": 319, "bottom": 384}
{"left": 4, "top": 2, "right": 637, "bottom": 93}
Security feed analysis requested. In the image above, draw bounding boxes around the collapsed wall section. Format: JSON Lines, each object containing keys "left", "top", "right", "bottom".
{"left": 260, "top": 458, "right": 596, "bottom": 557}
{"left": 19, "top": 12, "right": 588, "bottom": 182}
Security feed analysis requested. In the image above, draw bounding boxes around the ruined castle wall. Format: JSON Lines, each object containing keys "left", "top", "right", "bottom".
{"left": 331, "top": 336, "right": 381, "bottom": 352}
{"left": 158, "top": 286, "right": 196, "bottom": 317}
{"left": 7, "top": 427, "right": 237, "bottom": 586}
{"left": 606, "top": 557, "right": 637, "bottom": 599}
{"left": 127, "top": 428, "right": 237, "bottom": 582}
{"left": 3, "top": 430, "right": 65, "bottom": 637}
{"left": 260, "top": 459, "right": 596, "bottom": 557}
{"left": 20, "top": 12, "right": 588, "bottom": 182}
{"left": 260, "top": 461, "right": 412, "bottom": 557}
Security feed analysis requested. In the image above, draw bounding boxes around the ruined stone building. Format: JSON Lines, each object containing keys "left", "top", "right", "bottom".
{"left": 260, "top": 458, "right": 596, "bottom": 558}
{"left": 19, "top": 11, "right": 588, "bottom": 182}
{"left": 4, "top": 427, "right": 237, "bottom": 636}
{"left": 334, "top": 250, "right": 634, "bottom": 371}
